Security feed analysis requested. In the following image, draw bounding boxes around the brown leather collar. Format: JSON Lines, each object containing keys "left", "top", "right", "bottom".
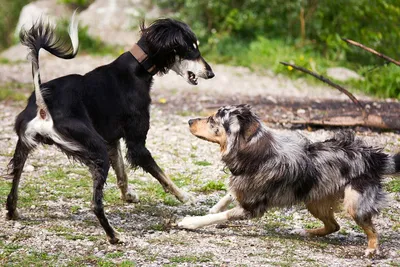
{"left": 129, "top": 43, "right": 157, "bottom": 75}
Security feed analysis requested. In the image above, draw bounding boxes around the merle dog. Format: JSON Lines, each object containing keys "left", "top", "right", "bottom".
{"left": 6, "top": 13, "right": 214, "bottom": 243}
{"left": 180, "top": 104, "right": 400, "bottom": 256}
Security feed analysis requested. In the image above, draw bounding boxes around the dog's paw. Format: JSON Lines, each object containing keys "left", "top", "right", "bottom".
{"left": 5, "top": 209, "right": 19, "bottom": 220}
{"left": 209, "top": 206, "right": 220, "bottom": 214}
{"left": 178, "top": 216, "right": 201, "bottom": 230}
{"left": 178, "top": 191, "right": 196, "bottom": 204}
{"left": 289, "top": 228, "right": 309, "bottom": 237}
{"left": 122, "top": 189, "right": 139, "bottom": 203}
{"left": 365, "top": 248, "right": 380, "bottom": 258}
{"left": 108, "top": 231, "right": 124, "bottom": 244}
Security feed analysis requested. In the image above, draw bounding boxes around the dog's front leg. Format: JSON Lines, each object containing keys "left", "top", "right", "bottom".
{"left": 209, "top": 193, "right": 233, "bottom": 214}
{"left": 125, "top": 138, "right": 193, "bottom": 203}
{"left": 178, "top": 206, "right": 250, "bottom": 229}
{"left": 143, "top": 157, "right": 194, "bottom": 203}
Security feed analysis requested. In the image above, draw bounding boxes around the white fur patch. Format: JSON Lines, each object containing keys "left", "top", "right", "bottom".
{"left": 68, "top": 10, "right": 79, "bottom": 55}
{"left": 229, "top": 117, "right": 241, "bottom": 133}
{"left": 178, "top": 212, "right": 228, "bottom": 229}
{"left": 171, "top": 56, "right": 207, "bottom": 83}
{"left": 23, "top": 113, "right": 80, "bottom": 151}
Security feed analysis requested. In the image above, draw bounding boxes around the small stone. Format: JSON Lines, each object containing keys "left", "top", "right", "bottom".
{"left": 326, "top": 67, "right": 363, "bottom": 81}
{"left": 24, "top": 165, "right": 35, "bottom": 172}
{"left": 297, "top": 109, "right": 306, "bottom": 115}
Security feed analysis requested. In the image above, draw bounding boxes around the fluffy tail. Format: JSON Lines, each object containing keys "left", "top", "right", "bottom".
{"left": 383, "top": 153, "right": 400, "bottom": 175}
{"left": 19, "top": 12, "right": 79, "bottom": 115}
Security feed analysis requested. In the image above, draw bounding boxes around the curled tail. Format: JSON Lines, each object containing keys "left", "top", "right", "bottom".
{"left": 19, "top": 11, "right": 79, "bottom": 116}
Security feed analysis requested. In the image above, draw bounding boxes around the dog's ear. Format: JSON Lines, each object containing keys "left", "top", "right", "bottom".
{"left": 236, "top": 108, "right": 260, "bottom": 142}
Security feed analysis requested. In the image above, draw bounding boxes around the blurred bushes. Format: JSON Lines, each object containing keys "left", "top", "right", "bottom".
{"left": 157, "top": 0, "right": 400, "bottom": 98}
{"left": 58, "top": 0, "right": 93, "bottom": 8}
{"left": 0, "top": 0, "right": 32, "bottom": 50}
{"left": 158, "top": 0, "right": 400, "bottom": 65}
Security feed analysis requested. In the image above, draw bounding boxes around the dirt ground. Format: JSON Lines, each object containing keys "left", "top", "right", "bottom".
{"left": 0, "top": 54, "right": 399, "bottom": 266}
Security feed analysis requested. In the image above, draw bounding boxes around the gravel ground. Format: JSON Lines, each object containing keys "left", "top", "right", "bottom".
{"left": 0, "top": 54, "right": 399, "bottom": 266}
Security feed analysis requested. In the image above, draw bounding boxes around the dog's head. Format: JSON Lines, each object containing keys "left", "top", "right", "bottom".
{"left": 188, "top": 104, "right": 262, "bottom": 153}
{"left": 140, "top": 18, "right": 214, "bottom": 85}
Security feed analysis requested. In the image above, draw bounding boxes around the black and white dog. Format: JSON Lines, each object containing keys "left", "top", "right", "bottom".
{"left": 180, "top": 104, "right": 400, "bottom": 256}
{"left": 6, "top": 13, "right": 214, "bottom": 243}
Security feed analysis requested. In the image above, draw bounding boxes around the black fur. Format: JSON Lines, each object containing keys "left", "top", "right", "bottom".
{"left": 6, "top": 16, "right": 214, "bottom": 243}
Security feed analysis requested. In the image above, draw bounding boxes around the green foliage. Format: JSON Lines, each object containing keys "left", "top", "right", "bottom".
{"left": 157, "top": 0, "right": 400, "bottom": 98}
{"left": 0, "top": 0, "right": 32, "bottom": 50}
{"left": 58, "top": 0, "right": 93, "bottom": 8}
{"left": 56, "top": 20, "right": 121, "bottom": 56}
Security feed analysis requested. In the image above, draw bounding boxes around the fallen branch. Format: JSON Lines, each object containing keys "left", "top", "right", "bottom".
{"left": 266, "top": 114, "right": 400, "bottom": 130}
{"left": 279, "top": 61, "right": 367, "bottom": 119}
{"left": 342, "top": 38, "right": 400, "bottom": 67}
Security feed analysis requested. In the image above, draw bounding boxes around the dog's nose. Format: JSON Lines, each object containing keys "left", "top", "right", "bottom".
{"left": 188, "top": 119, "right": 194, "bottom": 126}
{"left": 206, "top": 70, "right": 215, "bottom": 79}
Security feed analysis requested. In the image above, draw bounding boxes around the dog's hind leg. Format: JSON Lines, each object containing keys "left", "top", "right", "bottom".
{"left": 344, "top": 185, "right": 380, "bottom": 257}
{"left": 108, "top": 141, "right": 139, "bottom": 203}
{"left": 56, "top": 120, "right": 121, "bottom": 244}
{"left": 179, "top": 206, "right": 251, "bottom": 229}
{"left": 6, "top": 139, "right": 32, "bottom": 220}
{"left": 305, "top": 196, "right": 340, "bottom": 236}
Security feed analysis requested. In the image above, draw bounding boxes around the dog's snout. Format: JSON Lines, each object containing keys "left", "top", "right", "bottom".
{"left": 188, "top": 119, "right": 194, "bottom": 126}
{"left": 206, "top": 70, "right": 215, "bottom": 79}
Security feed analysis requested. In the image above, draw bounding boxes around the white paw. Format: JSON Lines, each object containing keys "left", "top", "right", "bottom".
{"left": 179, "top": 191, "right": 196, "bottom": 204}
{"left": 289, "top": 228, "right": 309, "bottom": 237}
{"left": 178, "top": 216, "right": 201, "bottom": 229}
{"left": 209, "top": 206, "right": 220, "bottom": 214}
{"left": 365, "top": 248, "right": 380, "bottom": 257}
{"left": 122, "top": 189, "right": 139, "bottom": 203}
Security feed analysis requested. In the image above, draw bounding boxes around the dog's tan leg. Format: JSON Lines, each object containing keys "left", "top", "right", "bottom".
{"left": 305, "top": 196, "right": 340, "bottom": 236}
{"left": 344, "top": 186, "right": 379, "bottom": 256}
{"left": 108, "top": 142, "right": 139, "bottom": 203}
{"left": 358, "top": 219, "right": 379, "bottom": 257}
{"left": 178, "top": 206, "right": 249, "bottom": 229}
{"left": 209, "top": 193, "right": 233, "bottom": 214}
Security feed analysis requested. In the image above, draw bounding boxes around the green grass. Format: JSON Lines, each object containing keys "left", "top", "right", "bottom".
{"left": 194, "top": 160, "right": 212, "bottom": 166}
{"left": 67, "top": 255, "right": 135, "bottom": 267}
{"left": 169, "top": 252, "right": 214, "bottom": 264}
{"left": 385, "top": 179, "right": 400, "bottom": 193}
{"left": 105, "top": 251, "right": 124, "bottom": 259}
{"left": 0, "top": 82, "right": 28, "bottom": 101}
{"left": 1, "top": 249, "right": 58, "bottom": 266}
{"left": 196, "top": 180, "right": 226, "bottom": 193}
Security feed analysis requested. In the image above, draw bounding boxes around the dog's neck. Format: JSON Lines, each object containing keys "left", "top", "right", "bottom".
{"left": 129, "top": 40, "right": 157, "bottom": 75}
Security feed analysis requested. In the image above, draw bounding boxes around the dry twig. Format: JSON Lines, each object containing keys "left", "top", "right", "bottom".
{"left": 279, "top": 61, "right": 367, "bottom": 119}
{"left": 342, "top": 38, "right": 400, "bottom": 67}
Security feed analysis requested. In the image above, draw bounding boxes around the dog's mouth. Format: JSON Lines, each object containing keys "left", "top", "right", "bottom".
{"left": 187, "top": 71, "right": 198, "bottom": 85}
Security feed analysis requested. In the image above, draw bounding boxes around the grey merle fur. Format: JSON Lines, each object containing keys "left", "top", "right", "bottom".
{"left": 219, "top": 105, "right": 398, "bottom": 218}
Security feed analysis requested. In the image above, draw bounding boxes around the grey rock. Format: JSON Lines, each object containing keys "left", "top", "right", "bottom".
{"left": 326, "top": 67, "right": 363, "bottom": 81}
{"left": 79, "top": 0, "right": 162, "bottom": 47}
{"left": 15, "top": 0, "right": 72, "bottom": 35}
